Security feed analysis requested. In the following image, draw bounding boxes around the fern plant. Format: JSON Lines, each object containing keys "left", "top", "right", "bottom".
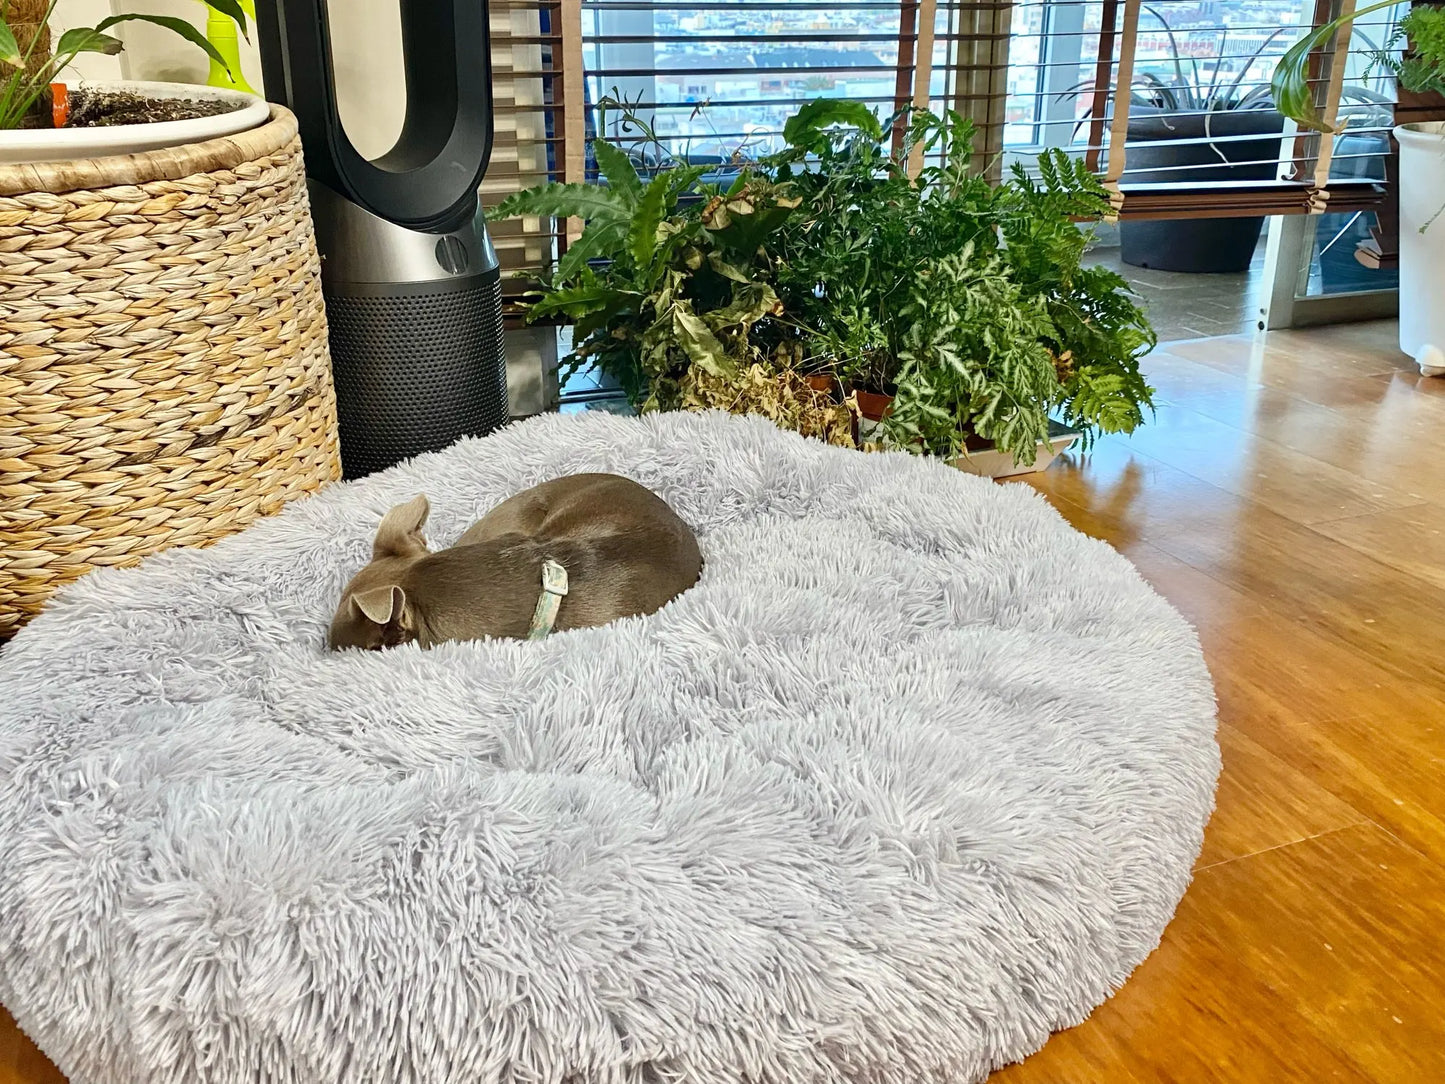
{"left": 764, "top": 104, "right": 1155, "bottom": 462}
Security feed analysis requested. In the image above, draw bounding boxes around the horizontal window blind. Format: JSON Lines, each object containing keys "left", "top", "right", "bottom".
{"left": 484, "top": 0, "right": 1012, "bottom": 312}
{"left": 484, "top": 0, "right": 1444, "bottom": 304}
{"left": 1008, "top": 0, "right": 1410, "bottom": 218}
{"left": 485, "top": 0, "right": 568, "bottom": 312}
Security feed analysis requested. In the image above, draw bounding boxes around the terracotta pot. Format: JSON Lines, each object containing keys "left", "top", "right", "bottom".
{"left": 854, "top": 389, "right": 894, "bottom": 421}
{"left": 805, "top": 374, "right": 840, "bottom": 398}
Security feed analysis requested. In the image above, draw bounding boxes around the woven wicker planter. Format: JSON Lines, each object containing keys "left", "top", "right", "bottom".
{"left": 0, "top": 106, "right": 341, "bottom": 639}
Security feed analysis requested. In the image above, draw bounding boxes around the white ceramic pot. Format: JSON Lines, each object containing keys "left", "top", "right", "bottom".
{"left": 0, "top": 81, "right": 267, "bottom": 165}
{"left": 1396, "top": 122, "right": 1445, "bottom": 377}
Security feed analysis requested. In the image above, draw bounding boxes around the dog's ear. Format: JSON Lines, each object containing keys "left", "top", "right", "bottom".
{"left": 373, "top": 495, "right": 430, "bottom": 559}
{"left": 352, "top": 584, "right": 407, "bottom": 626}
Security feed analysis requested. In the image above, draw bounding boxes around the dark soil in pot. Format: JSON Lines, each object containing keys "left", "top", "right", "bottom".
{"left": 1120, "top": 105, "right": 1286, "bottom": 274}
{"left": 21, "top": 89, "right": 242, "bottom": 129}
{"left": 67, "top": 89, "right": 240, "bottom": 127}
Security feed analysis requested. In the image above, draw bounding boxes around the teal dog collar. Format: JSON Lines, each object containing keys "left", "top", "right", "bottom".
{"left": 527, "top": 559, "right": 569, "bottom": 640}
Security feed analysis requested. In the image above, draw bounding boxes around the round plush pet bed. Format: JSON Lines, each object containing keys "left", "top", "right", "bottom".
{"left": 0, "top": 410, "right": 1218, "bottom": 1084}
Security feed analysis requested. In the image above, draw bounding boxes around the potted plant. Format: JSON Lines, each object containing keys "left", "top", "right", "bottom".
{"left": 1065, "top": 9, "right": 1291, "bottom": 272}
{"left": 497, "top": 98, "right": 1155, "bottom": 473}
{"left": 1273, "top": 2, "right": 1445, "bottom": 374}
{"left": 0, "top": 0, "right": 266, "bottom": 163}
{"left": 761, "top": 102, "right": 1156, "bottom": 471}
{"left": 0, "top": 1, "right": 340, "bottom": 638}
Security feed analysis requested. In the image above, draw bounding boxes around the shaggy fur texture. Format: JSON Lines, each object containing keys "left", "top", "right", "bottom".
{"left": 0, "top": 410, "right": 1219, "bottom": 1084}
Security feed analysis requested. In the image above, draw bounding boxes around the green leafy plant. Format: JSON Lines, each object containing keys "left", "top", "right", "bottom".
{"left": 765, "top": 105, "right": 1155, "bottom": 462}
{"left": 497, "top": 97, "right": 1156, "bottom": 465}
{"left": 0, "top": 0, "right": 245, "bottom": 130}
{"left": 495, "top": 107, "right": 799, "bottom": 410}
{"left": 1381, "top": 5, "right": 1445, "bottom": 97}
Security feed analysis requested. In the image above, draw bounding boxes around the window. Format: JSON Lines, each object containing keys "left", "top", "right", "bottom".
{"left": 485, "top": 0, "right": 1414, "bottom": 298}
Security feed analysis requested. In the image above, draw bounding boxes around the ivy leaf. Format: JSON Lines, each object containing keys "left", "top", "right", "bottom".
{"left": 672, "top": 302, "right": 737, "bottom": 380}
{"left": 706, "top": 282, "right": 783, "bottom": 330}
{"left": 592, "top": 137, "right": 643, "bottom": 204}
{"left": 707, "top": 253, "right": 751, "bottom": 282}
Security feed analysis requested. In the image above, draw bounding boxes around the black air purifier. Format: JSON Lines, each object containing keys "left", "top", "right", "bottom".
{"left": 256, "top": 1, "right": 508, "bottom": 479}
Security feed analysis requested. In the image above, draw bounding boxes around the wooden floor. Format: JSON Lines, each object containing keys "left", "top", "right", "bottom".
{"left": 4, "top": 320, "right": 1444, "bottom": 1082}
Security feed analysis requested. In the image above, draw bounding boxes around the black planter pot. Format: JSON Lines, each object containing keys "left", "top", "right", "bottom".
{"left": 1120, "top": 105, "right": 1286, "bottom": 274}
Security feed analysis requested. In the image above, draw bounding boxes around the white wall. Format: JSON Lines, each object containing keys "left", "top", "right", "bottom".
{"left": 54, "top": 0, "right": 404, "bottom": 158}
{"left": 54, "top": 0, "right": 121, "bottom": 81}
{"left": 327, "top": 0, "right": 405, "bottom": 159}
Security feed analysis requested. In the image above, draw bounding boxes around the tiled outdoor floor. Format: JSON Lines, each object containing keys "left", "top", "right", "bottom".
{"left": 1085, "top": 242, "right": 1267, "bottom": 343}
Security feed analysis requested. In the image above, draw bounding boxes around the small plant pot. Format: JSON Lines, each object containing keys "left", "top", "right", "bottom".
{"left": 953, "top": 423, "right": 1080, "bottom": 479}
{"left": 0, "top": 80, "right": 267, "bottom": 165}
{"left": 805, "top": 373, "right": 842, "bottom": 398}
{"left": 854, "top": 388, "right": 893, "bottom": 421}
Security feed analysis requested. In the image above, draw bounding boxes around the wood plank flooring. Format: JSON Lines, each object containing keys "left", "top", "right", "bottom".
{"left": 995, "top": 320, "right": 1445, "bottom": 1082}
{"left": 3, "top": 320, "right": 1442, "bottom": 1082}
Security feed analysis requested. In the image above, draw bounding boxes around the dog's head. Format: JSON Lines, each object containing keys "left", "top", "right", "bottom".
{"left": 328, "top": 495, "right": 431, "bottom": 651}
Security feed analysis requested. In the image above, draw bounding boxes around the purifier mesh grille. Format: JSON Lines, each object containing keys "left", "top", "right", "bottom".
{"left": 326, "top": 275, "right": 509, "bottom": 479}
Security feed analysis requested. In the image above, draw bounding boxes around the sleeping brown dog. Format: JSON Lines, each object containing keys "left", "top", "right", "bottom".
{"left": 328, "top": 474, "right": 702, "bottom": 650}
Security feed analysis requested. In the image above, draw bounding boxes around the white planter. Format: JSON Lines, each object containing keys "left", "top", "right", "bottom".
{"left": 952, "top": 428, "right": 1081, "bottom": 479}
{"left": 1396, "top": 122, "right": 1445, "bottom": 377}
{"left": 0, "top": 81, "right": 267, "bottom": 165}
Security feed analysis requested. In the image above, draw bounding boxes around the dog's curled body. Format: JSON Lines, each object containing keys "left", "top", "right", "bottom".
{"left": 329, "top": 474, "right": 702, "bottom": 650}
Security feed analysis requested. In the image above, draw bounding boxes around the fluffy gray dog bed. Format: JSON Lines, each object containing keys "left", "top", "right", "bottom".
{"left": 0, "top": 410, "right": 1218, "bottom": 1083}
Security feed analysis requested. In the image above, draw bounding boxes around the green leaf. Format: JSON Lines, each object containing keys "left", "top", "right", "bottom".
{"left": 707, "top": 253, "right": 751, "bottom": 282}
{"left": 89, "top": 15, "right": 230, "bottom": 71}
{"left": 494, "top": 182, "right": 629, "bottom": 226}
{"left": 705, "top": 282, "right": 782, "bottom": 330}
{"left": 783, "top": 98, "right": 883, "bottom": 150}
{"left": 1270, "top": 0, "right": 1395, "bottom": 131}
{"left": 555, "top": 220, "right": 626, "bottom": 282}
{"left": 672, "top": 303, "right": 737, "bottom": 380}
{"left": 55, "top": 28, "right": 124, "bottom": 58}
{"left": 591, "top": 138, "right": 642, "bottom": 204}
{"left": 627, "top": 174, "right": 668, "bottom": 267}
{"left": 662, "top": 165, "right": 708, "bottom": 202}
{"left": 527, "top": 278, "right": 630, "bottom": 321}
{"left": 0, "top": 21, "right": 21, "bottom": 68}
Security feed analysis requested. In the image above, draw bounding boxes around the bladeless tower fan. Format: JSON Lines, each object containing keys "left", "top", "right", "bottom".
{"left": 255, "top": 0, "right": 509, "bottom": 479}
